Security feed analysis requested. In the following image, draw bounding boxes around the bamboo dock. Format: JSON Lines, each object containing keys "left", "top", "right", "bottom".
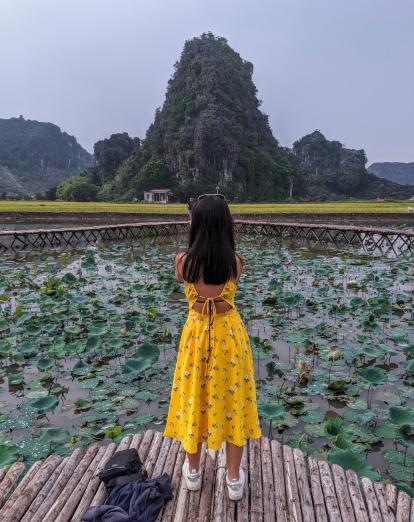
{"left": 0, "top": 430, "right": 408, "bottom": 521}
{"left": 0, "top": 220, "right": 412, "bottom": 255}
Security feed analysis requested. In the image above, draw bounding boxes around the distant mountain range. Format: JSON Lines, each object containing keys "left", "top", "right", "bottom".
{"left": 0, "top": 116, "right": 92, "bottom": 196}
{"left": 1, "top": 36, "right": 413, "bottom": 202}
{"left": 368, "top": 162, "right": 414, "bottom": 185}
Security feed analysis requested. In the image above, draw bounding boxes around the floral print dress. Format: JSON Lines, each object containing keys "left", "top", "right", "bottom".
{"left": 163, "top": 279, "right": 262, "bottom": 453}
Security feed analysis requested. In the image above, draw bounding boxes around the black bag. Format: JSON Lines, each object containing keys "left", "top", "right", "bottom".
{"left": 98, "top": 448, "right": 148, "bottom": 490}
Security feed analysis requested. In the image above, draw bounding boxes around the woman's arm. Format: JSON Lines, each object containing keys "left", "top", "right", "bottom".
{"left": 174, "top": 251, "right": 186, "bottom": 282}
{"left": 235, "top": 252, "right": 243, "bottom": 283}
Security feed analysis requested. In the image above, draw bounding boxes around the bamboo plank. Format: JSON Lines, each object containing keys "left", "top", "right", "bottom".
{"left": 225, "top": 445, "right": 238, "bottom": 522}
{"left": 187, "top": 443, "right": 207, "bottom": 520}
{"left": 345, "top": 469, "right": 369, "bottom": 522}
{"left": 42, "top": 444, "right": 99, "bottom": 522}
{"left": 129, "top": 431, "right": 144, "bottom": 450}
{"left": 151, "top": 436, "right": 172, "bottom": 478}
{"left": 0, "top": 454, "right": 62, "bottom": 521}
{"left": 0, "top": 460, "right": 42, "bottom": 513}
{"left": 27, "top": 447, "right": 84, "bottom": 522}
{"left": 0, "top": 462, "right": 26, "bottom": 509}
{"left": 172, "top": 473, "right": 189, "bottom": 522}
{"left": 331, "top": 463, "right": 356, "bottom": 521}
{"left": 317, "top": 460, "right": 341, "bottom": 521}
{"left": 250, "top": 437, "right": 264, "bottom": 522}
{"left": 20, "top": 458, "right": 68, "bottom": 522}
{"left": 270, "top": 439, "right": 288, "bottom": 522}
{"left": 396, "top": 491, "right": 411, "bottom": 522}
{"left": 198, "top": 448, "right": 218, "bottom": 522}
{"left": 52, "top": 446, "right": 106, "bottom": 522}
{"left": 70, "top": 442, "right": 117, "bottom": 522}
{"left": 386, "top": 484, "right": 397, "bottom": 516}
{"left": 308, "top": 457, "right": 328, "bottom": 522}
{"left": 235, "top": 441, "right": 249, "bottom": 522}
{"left": 374, "top": 481, "right": 396, "bottom": 522}
{"left": 361, "top": 476, "right": 382, "bottom": 522}
{"left": 172, "top": 445, "right": 195, "bottom": 522}
{"left": 138, "top": 429, "right": 155, "bottom": 463}
{"left": 261, "top": 437, "right": 276, "bottom": 522}
{"left": 293, "top": 448, "right": 315, "bottom": 522}
{"left": 211, "top": 442, "right": 228, "bottom": 522}
{"left": 116, "top": 435, "right": 132, "bottom": 451}
{"left": 155, "top": 439, "right": 181, "bottom": 522}
{"left": 283, "top": 444, "right": 302, "bottom": 522}
{"left": 161, "top": 443, "right": 186, "bottom": 521}
{"left": 145, "top": 430, "right": 163, "bottom": 477}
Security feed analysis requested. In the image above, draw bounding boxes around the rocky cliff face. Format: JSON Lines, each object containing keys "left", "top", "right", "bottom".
{"left": 132, "top": 33, "right": 296, "bottom": 201}
{"left": 294, "top": 131, "right": 413, "bottom": 200}
{"left": 0, "top": 116, "right": 92, "bottom": 195}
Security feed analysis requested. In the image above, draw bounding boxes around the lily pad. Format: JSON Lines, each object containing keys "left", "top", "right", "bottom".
{"left": 29, "top": 395, "right": 59, "bottom": 413}
{"left": 0, "top": 444, "right": 21, "bottom": 467}
{"left": 389, "top": 406, "right": 414, "bottom": 426}
{"left": 328, "top": 449, "right": 381, "bottom": 481}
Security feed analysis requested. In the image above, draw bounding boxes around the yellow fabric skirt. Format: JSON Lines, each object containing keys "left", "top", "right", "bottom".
{"left": 163, "top": 307, "right": 262, "bottom": 453}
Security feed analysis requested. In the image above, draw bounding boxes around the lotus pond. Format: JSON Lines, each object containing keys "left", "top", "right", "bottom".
{"left": 0, "top": 235, "right": 413, "bottom": 494}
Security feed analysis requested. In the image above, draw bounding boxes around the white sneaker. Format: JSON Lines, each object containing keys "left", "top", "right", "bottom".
{"left": 182, "top": 457, "right": 202, "bottom": 491}
{"left": 226, "top": 467, "right": 245, "bottom": 501}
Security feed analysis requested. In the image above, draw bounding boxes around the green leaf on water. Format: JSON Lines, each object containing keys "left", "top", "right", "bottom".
{"left": 29, "top": 395, "right": 59, "bottom": 413}
{"left": 258, "top": 403, "right": 286, "bottom": 422}
{"left": 38, "top": 427, "right": 70, "bottom": 445}
{"left": 328, "top": 449, "right": 381, "bottom": 481}
{"left": 0, "top": 444, "right": 21, "bottom": 467}
{"left": 357, "top": 367, "right": 388, "bottom": 385}
{"left": 389, "top": 406, "right": 414, "bottom": 426}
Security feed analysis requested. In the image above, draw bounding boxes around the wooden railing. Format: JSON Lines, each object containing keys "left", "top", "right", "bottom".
{"left": 0, "top": 220, "right": 412, "bottom": 255}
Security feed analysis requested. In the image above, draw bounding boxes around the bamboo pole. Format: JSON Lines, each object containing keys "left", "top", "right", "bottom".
{"left": 42, "top": 444, "right": 99, "bottom": 522}
{"left": 20, "top": 457, "right": 68, "bottom": 522}
{"left": 53, "top": 446, "right": 107, "bottom": 522}
{"left": 0, "top": 462, "right": 25, "bottom": 509}
{"left": 27, "top": 447, "right": 84, "bottom": 522}
{"left": 0, "top": 454, "right": 62, "bottom": 521}
{"left": 0, "top": 461, "right": 42, "bottom": 512}
{"left": 70, "top": 443, "right": 116, "bottom": 522}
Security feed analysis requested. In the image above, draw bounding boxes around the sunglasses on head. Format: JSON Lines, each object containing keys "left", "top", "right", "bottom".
{"left": 197, "top": 193, "right": 226, "bottom": 200}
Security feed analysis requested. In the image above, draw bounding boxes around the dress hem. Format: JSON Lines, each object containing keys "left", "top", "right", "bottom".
{"left": 162, "top": 431, "right": 263, "bottom": 454}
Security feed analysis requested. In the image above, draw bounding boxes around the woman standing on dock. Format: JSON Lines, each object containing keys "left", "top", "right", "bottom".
{"left": 163, "top": 193, "right": 262, "bottom": 500}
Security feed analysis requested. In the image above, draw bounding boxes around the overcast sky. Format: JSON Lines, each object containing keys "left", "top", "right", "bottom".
{"left": 1, "top": 0, "right": 413, "bottom": 163}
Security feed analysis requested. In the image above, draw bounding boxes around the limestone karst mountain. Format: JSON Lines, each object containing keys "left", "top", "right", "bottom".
{"left": 104, "top": 32, "right": 297, "bottom": 202}
{"left": 368, "top": 162, "right": 414, "bottom": 186}
{"left": 0, "top": 116, "right": 92, "bottom": 196}
{"left": 293, "top": 131, "right": 413, "bottom": 200}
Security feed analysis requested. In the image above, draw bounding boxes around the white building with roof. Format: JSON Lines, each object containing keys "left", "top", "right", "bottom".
{"left": 143, "top": 188, "right": 174, "bottom": 203}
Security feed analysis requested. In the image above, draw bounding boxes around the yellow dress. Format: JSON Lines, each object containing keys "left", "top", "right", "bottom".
{"left": 163, "top": 279, "right": 262, "bottom": 453}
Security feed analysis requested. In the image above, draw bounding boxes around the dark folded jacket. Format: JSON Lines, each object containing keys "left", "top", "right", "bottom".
{"left": 82, "top": 473, "right": 173, "bottom": 522}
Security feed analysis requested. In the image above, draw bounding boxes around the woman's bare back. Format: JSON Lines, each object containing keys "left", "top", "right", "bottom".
{"left": 175, "top": 252, "right": 243, "bottom": 314}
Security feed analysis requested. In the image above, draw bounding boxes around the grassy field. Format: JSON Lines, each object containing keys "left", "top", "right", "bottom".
{"left": 0, "top": 199, "right": 413, "bottom": 214}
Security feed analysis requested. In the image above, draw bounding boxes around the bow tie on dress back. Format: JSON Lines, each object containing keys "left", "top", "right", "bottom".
{"left": 195, "top": 296, "right": 225, "bottom": 363}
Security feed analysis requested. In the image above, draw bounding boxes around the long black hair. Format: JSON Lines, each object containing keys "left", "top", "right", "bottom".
{"left": 182, "top": 196, "right": 238, "bottom": 284}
